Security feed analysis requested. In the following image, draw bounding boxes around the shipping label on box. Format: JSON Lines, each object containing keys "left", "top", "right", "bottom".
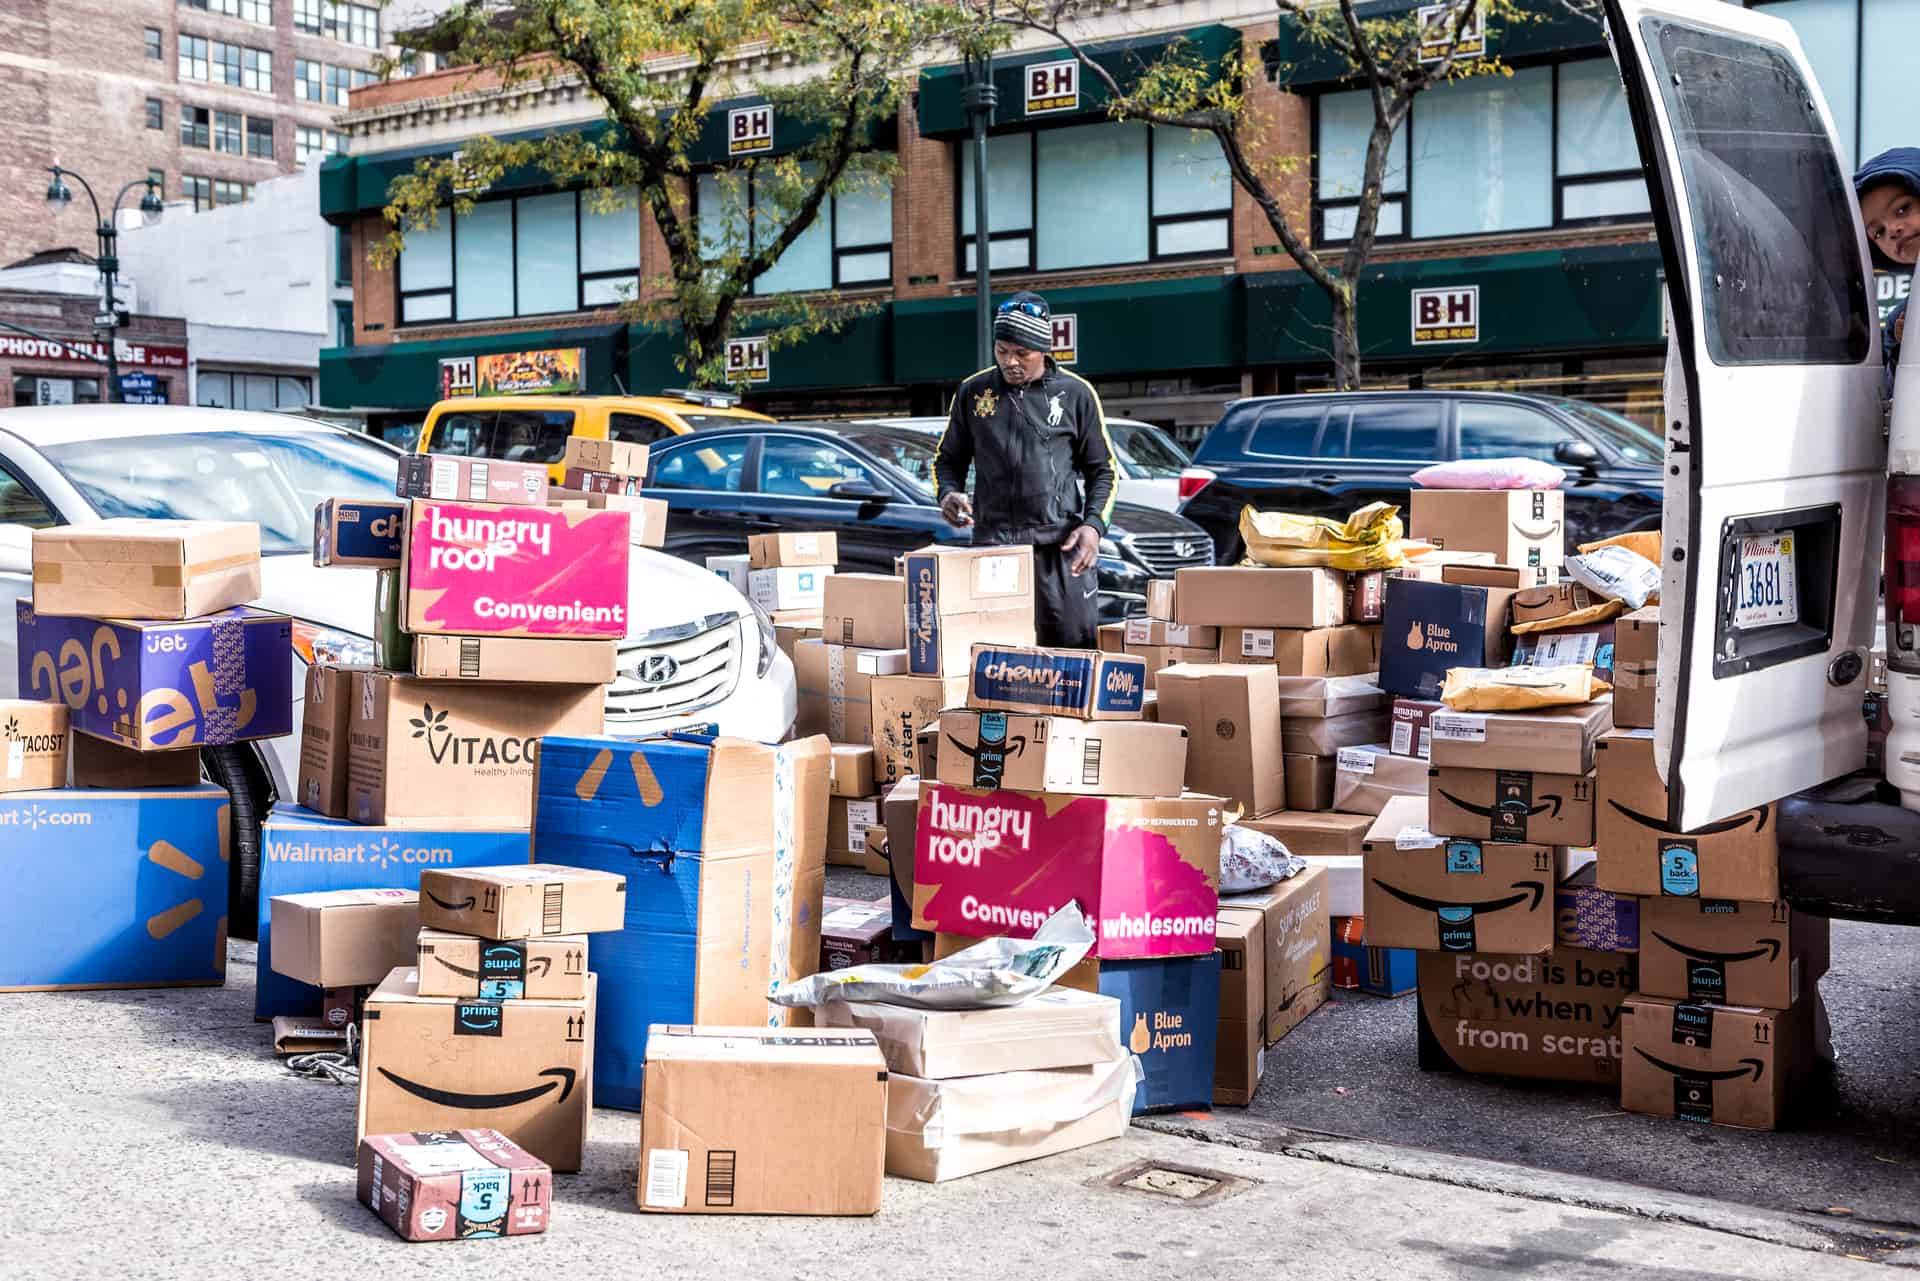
{"left": 314, "top": 498, "right": 405, "bottom": 569}
{"left": 1512, "top": 624, "right": 1616, "bottom": 686}
{"left": 398, "top": 455, "right": 550, "bottom": 506}
{"left": 1428, "top": 766, "right": 1596, "bottom": 847}
{"left": 1377, "top": 578, "right": 1515, "bottom": 700}
{"left": 1594, "top": 730, "right": 1779, "bottom": 902}
{"left": 748, "top": 565, "right": 826, "bottom": 613}
{"left": 418, "top": 864, "right": 627, "bottom": 939}
{"left": 31, "top": 518, "right": 261, "bottom": 620}
{"left": 934, "top": 709, "right": 1187, "bottom": 797}
{"left": 904, "top": 546, "right": 1036, "bottom": 676}
{"left": 1636, "top": 897, "right": 1828, "bottom": 1008}
{"left": 16, "top": 601, "right": 293, "bottom": 750}
{"left": 1390, "top": 698, "right": 1444, "bottom": 759}
{"left": 749, "top": 531, "right": 837, "bottom": 570}
{"left": 1362, "top": 797, "right": 1563, "bottom": 955}
{"left": 268, "top": 887, "right": 419, "bottom": 989}
{"left": 1416, "top": 947, "right": 1637, "bottom": 1085}
{"left": 0, "top": 783, "right": 229, "bottom": 991}
{"left": 0, "top": 697, "right": 67, "bottom": 792}
{"left": 1620, "top": 994, "right": 1818, "bottom": 1130}
{"left": 402, "top": 501, "right": 631, "bottom": 639}
{"left": 913, "top": 783, "right": 1222, "bottom": 959}
{"left": 564, "top": 435, "right": 648, "bottom": 479}
{"left": 357, "top": 1128, "right": 552, "bottom": 1242}
{"left": 417, "top": 928, "right": 590, "bottom": 1000}
{"left": 966, "top": 645, "right": 1146, "bottom": 720}
{"left": 1410, "top": 489, "right": 1566, "bottom": 571}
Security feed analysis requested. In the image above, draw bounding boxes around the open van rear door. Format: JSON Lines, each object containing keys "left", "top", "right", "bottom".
{"left": 1605, "top": 0, "right": 1884, "bottom": 830}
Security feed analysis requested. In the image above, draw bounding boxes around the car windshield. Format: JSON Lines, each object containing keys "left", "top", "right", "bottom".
{"left": 846, "top": 432, "right": 939, "bottom": 498}
{"left": 1110, "top": 422, "right": 1190, "bottom": 478}
{"left": 43, "top": 429, "right": 398, "bottom": 554}
{"left": 1551, "top": 400, "right": 1663, "bottom": 464}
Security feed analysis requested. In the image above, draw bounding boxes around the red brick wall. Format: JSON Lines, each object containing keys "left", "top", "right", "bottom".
{"left": 0, "top": 288, "right": 188, "bottom": 405}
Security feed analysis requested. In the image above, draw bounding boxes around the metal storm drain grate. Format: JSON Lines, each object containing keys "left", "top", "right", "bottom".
{"left": 1098, "top": 1161, "right": 1251, "bottom": 1205}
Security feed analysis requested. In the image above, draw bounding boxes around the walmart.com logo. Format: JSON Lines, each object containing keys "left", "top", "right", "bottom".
{"left": 268, "top": 834, "right": 456, "bottom": 866}
{"left": 0, "top": 803, "right": 91, "bottom": 831}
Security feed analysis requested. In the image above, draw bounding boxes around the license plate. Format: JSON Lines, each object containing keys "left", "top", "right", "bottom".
{"left": 1733, "top": 534, "right": 1797, "bottom": 629}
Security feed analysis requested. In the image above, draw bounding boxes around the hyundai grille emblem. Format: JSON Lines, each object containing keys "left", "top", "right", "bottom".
{"left": 1175, "top": 540, "right": 1197, "bottom": 558}
{"left": 636, "top": 654, "right": 680, "bottom": 686}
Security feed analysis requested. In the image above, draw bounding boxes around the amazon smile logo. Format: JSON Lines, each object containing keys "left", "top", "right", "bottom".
{"left": 377, "top": 1066, "right": 578, "bottom": 1109}
{"left": 1633, "top": 1049, "right": 1765, "bottom": 1084}
{"left": 1606, "top": 800, "right": 1769, "bottom": 836}
{"left": 1439, "top": 790, "right": 1564, "bottom": 821}
{"left": 433, "top": 953, "right": 555, "bottom": 980}
{"left": 1512, "top": 519, "right": 1563, "bottom": 542}
{"left": 425, "top": 888, "right": 476, "bottom": 913}
{"left": 1650, "top": 932, "right": 1780, "bottom": 965}
{"left": 1372, "top": 879, "right": 1546, "bottom": 917}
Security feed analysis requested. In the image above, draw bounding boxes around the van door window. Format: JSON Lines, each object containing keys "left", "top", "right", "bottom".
{"left": 1246, "top": 403, "right": 1325, "bottom": 457}
{"left": 609, "top": 412, "right": 676, "bottom": 447}
{"left": 1457, "top": 402, "right": 1575, "bottom": 458}
{"left": 1344, "top": 401, "right": 1443, "bottom": 460}
{"left": 1643, "top": 17, "right": 1871, "bottom": 365}
{"left": 434, "top": 411, "right": 492, "bottom": 456}
{"left": 492, "top": 410, "right": 575, "bottom": 463}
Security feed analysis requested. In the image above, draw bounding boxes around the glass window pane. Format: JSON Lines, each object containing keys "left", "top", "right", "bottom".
{"left": 579, "top": 187, "right": 639, "bottom": 273}
{"left": 1862, "top": 0, "right": 1920, "bottom": 165}
{"left": 1152, "top": 127, "right": 1231, "bottom": 215}
{"left": 1247, "top": 404, "right": 1324, "bottom": 457}
{"left": 453, "top": 201, "right": 513, "bottom": 321}
{"left": 608, "top": 413, "right": 674, "bottom": 447}
{"left": 1410, "top": 66, "right": 1553, "bottom": 237}
{"left": 197, "top": 372, "right": 233, "bottom": 408}
{"left": 837, "top": 249, "right": 891, "bottom": 284}
{"left": 1561, "top": 177, "right": 1651, "bottom": 221}
{"left": 964, "top": 236, "right": 1031, "bottom": 273}
{"left": 492, "top": 410, "right": 574, "bottom": 464}
{"left": 582, "top": 276, "right": 638, "bottom": 306}
{"left": 1556, "top": 59, "right": 1640, "bottom": 176}
{"left": 277, "top": 376, "right": 311, "bottom": 406}
{"left": 759, "top": 438, "right": 879, "bottom": 497}
{"left": 1036, "top": 121, "right": 1148, "bottom": 270}
{"left": 242, "top": 374, "right": 277, "bottom": 410}
{"left": 1457, "top": 402, "right": 1574, "bottom": 459}
{"left": 698, "top": 172, "right": 750, "bottom": 261}
{"left": 755, "top": 167, "right": 833, "bottom": 294}
{"left": 1322, "top": 199, "right": 1405, "bottom": 242}
{"left": 403, "top": 292, "right": 452, "bottom": 323}
{"left": 400, "top": 217, "right": 452, "bottom": 292}
{"left": 835, "top": 182, "right": 892, "bottom": 246}
{"left": 1155, "top": 217, "right": 1228, "bottom": 256}
{"left": 1343, "top": 402, "right": 1442, "bottom": 460}
{"left": 960, "top": 135, "right": 1033, "bottom": 234}
{"left": 514, "top": 191, "right": 578, "bottom": 315}
{"left": 651, "top": 438, "right": 750, "bottom": 491}
{"left": 1767, "top": 0, "right": 1855, "bottom": 165}
{"left": 1317, "top": 88, "right": 1406, "bottom": 199}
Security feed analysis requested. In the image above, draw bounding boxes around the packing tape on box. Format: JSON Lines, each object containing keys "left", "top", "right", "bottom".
{"left": 31, "top": 564, "right": 58, "bottom": 582}
{"left": 828, "top": 645, "right": 848, "bottom": 742}
{"left": 32, "top": 550, "right": 256, "bottom": 587}
{"left": 202, "top": 614, "right": 245, "bottom": 742}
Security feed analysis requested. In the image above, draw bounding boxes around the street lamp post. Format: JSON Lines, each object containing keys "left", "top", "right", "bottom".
{"left": 961, "top": 51, "right": 997, "bottom": 370}
{"left": 44, "top": 167, "right": 164, "bottom": 404}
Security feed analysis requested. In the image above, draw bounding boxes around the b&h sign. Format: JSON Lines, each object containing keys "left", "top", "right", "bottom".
{"left": 726, "top": 335, "right": 771, "bottom": 384}
{"left": 1025, "top": 59, "right": 1079, "bottom": 115}
{"left": 728, "top": 105, "right": 773, "bottom": 157}
{"left": 1411, "top": 286, "right": 1481, "bottom": 345}
{"left": 1050, "top": 314, "right": 1078, "bottom": 365}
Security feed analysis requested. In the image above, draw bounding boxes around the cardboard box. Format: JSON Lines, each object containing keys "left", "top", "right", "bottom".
{"left": 883, "top": 777, "right": 929, "bottom": 947}
{"left": 1283, "top": 709, "right": 1390, "bottom": 756}
{"left": 1102, "top": 952, "right": 1221, "bottom": 1112}
{"left": 1221, "top": 864, "right": 1332, "bottom": 1046}
{"left": 1361, "top": 797, "right": 1566, "bottom": 955}
{"left": 1173, "top": 566, "right": 1348, "bottom": 628}
{"left": 1285, "top": 753, "right": 1334, "bottom": 811}
{"left": 357, "top": 1128, "right": 552, "bottom": 1242}
{"left": 795, "top": 640, "right": 906, "bottom": 745}
{"left": 1557, "top": 861, "right": 1640, "bottom": 953}
{"left": 1410, "top": 489, "right": 1566, "bottom": 572}
{"left": 775, "top": 620, "right": 821, "bottom": 665}
{"left": 402, "top": 500, "right": 630, "bottom": 639}
{"left": 749, "top": 531, "right": 838, "bottom": 570}
{"left": 297, "top": 664, "right": 360, "bottom": 816}
{"left": 418, "top": 864, "right": 627, "bottom": 939}
{"left": 1415, "top": 947, "right": 1637, "bottom": 1085}
{"left": 0, "top": 783, "right": 228, "bottom": 991}
{"left": 0, "top": 697, "right": 67, "bottom": 792}
{"left": 818, "top": 987, "right": 1121, "bottom": 1078}
{"left": 322, "top": 985, "right": 357, "bottom": 1030}
{"left": 1511, "top": 580, "right": 1604, "bottom": 629}
{"left": 1636, "top": 898, "right": 1829, "bottom": 1008}
{"left": 822, "top": 574, "right": 905, "bottom": 649}
{"left": 1349, "top": 570, "right": 1385, "bottom": 623}
{"left": 706, "top": 553, "right": 749, "bottom": 593}
{"left": 1390, "top": 698, "right": 1444, "bottom": 760}
{"left": 314, "top": 498, "right": 406, "bottom": 569}
{"left": 1127, "top": 642, "right": 1222, "bottom": 690}
{"left": 358, "top": 968, "right": 594, "bottom": 1170}
{"left": 1097, "top": 622, "right": 1127, "bottom": 653}
{"left": 966, "top": 644, "right": 1146, "bottom": 720}
{"left": 1220, "top": 624, "right": 1382, "bottom": 678}
{"left": 1512, "top": 623, "right": 1616, "bottom": 685}
{"left": 1620, "top": 994, "right": 1819, "bottom": 1129}
{"left": 1428, "top": 766, "right": 1596, "bottom": 846}
{"left": 1153, "top": 664, "right": 1284, "bottom": 818}
{"left": 530, "top": 735, "right": 802, "bottom": 1109}
{"left": 818, "top": 897, "right": 894, "bottom": 970}
{"left": 1615, "top": 606, "right": 1659, "bottom": 729}
{"left": 1331, "top": 916, "right": 1418, "bottom": 996}
{"left": 638, "top": 1025, "right": 887, "bottom": 1214}
{"left": 913, "top": 783, "right": 1222, "bottom": 959}
{"left": 904, "top": 546, "right": 1036, "bottom": 676}
{"left": 398, "top": 454, "right": 550, "bottom": 506}
{"left": 1125, "top": 618, "right": 1218, "bottom": 649}
{"left": 1276, "top": 675, "right": 1389, "bottom": 719}
{"left": 886, "top": 1055, "right": 1133, "bottom": 1182}
{"left": 374, "top": 566, "right": 412, "bottom": 671}
{"left": 70, "top": 734, "right": 200, "bottom": 789}
{"left": 31, "top": 518, "right": 261, "bottom": 620}
{"left": 1442, "top": 564, "right": 1537, "bottom": 590}
{"left": 775, "top": 737, "right": 832, "bottom": 1029}
{"left": 1428, "top": 699, "right": 1613, "bottom": 775}
{"left": 1333, "top": 743, "right": 1430, "bottom": 816}
{"left": 15, "top": 602, "right": 293, "bottom": 750}
{"left": 1394, "top": 551, "right": 1499, "bottom": 583}
{"left": 1214, "top": 909, "right": 1265, "bottom": 1105}
{"left": 871, "top": 674, "right": 965, "bottom": 785}
{"left": 1594, "top": 729, "right": 1780, "bottom": 902}
{"left": 411, "top": 634, "right": 618, "bottom": 684}
{"left": 933, "top": 709, "right": 1188, "bottom": 797}
{"left": 1239, "top": 810, "right": 1371, "bottom": 857}
{"left": 602, "top": 493, "right": 668, "bottom": 548}
{"left": 829, "top": 744, "right": 877, "bottom": 797}
{"left": 416, "top": 928, "right": 590, "bottom": 1000}
{"left": 828, "top": 795, "right": 886, "bottom": 874}
{"left": 564, "top": 435, "right": 648, "bottom": 479}
{"left": 255, "top": 807, "right": 529, "bottom": 1020}
{"left": 347, "top": 672, "right": 604, "bottom": 827}
{"left": 748, "top": 566, "right": 827, "bottom": 613}
{"left": 272, "top": 1016, "right": 348, "bottom": 1055}
{"left": 268, "top": 888, "right": 419, "bottom": 989}
{"left": 1147, "top": 578, "right": 1176, "bottom": 620}
{"left": 563, "top": 469, "right": 637, "bottom": 497}
{"left": 1377, "top": 577, "right": 1517, "bottom": 700}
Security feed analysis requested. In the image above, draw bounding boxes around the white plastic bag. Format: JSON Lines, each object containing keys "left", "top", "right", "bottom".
{"left": 1412, "top": 457, "right": 1565, "bottom": 490}
{"left": 1220, "top": 824, "right": 1306, "bottom": 893}
{"left": 1567, "top": 544, "right": 1662, "bottom": 609}
{"left": 771, "top": 902, "right": 1094, "bottom": 1010}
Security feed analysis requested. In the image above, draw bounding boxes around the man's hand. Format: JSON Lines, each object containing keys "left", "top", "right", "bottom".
{"left": 1062, "top": 524, "right": 1100, "bottom": 576}
{"left": 940, "top": 492, "right": 974, "bottom": 527}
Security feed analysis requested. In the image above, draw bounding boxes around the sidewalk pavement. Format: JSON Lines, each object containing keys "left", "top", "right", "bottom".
{"left": 0, "top": 943, "right": 1889, "bottom": 1280}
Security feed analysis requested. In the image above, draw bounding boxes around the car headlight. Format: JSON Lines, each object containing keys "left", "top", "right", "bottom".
{"left": 291, "top": 620, "right": 373, "bottom": 668}
{"left": 749, "top": 599, "right": 778, "bottom": 678}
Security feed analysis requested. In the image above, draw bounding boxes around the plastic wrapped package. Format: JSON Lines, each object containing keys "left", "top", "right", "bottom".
{"left": 1219, "top": 823, "right": 1307, "bottom": 893}
{"left": 1411, "top": 457, "right": 1566, "bottom": 490}
{"left": 1239, "top": 501, "right": 1412, "bottom": 570}
{"left": 1567, "top": 545, "right": 1662, "bottom": 609}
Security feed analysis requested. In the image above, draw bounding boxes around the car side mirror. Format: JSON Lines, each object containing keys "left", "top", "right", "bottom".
{"left": 827, "top": 482, "right": 891, "bottom": 503}
{"left": 1554, "top": 440, "right": 1602, "bottom": 471}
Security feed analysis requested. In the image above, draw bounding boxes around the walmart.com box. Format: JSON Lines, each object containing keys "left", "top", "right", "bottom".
{"left": 255, "top": 805, "right": 528, "bottom": 1020}
{"left": 1, "top": 784, "right": 230, "bottom": 991}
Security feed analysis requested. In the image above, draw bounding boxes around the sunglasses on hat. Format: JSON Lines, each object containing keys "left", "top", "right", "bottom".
{"left": 997, "top": 298, "right": 1046, "bottom": 318}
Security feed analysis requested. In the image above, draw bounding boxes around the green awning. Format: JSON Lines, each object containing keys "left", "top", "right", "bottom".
{"left": 318, "top": 322, "right": 629, "bottom": 409}
{"left": 916, "top": 25, "right": 1241, "bottom": 139}
{"left": 1264, "top": 2, "right": 1606, "bottom": 90}
{"left": 625, "top": 305, "right": 895, "bottom": 394}
{"left": 1242, "top": 241, "right": 1663, "bottom": 365}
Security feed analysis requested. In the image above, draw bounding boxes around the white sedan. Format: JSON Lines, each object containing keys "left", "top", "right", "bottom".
{"left": 0, "top": 405, "right": 796, "bottom": 934}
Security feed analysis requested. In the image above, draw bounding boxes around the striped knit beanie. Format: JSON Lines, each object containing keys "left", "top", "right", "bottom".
{"left": 993, "top": 291, "right": 1054, "bottom": 353}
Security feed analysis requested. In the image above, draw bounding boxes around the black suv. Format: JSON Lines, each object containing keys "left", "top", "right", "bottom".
{"left": 1181, "top": 391, "right": 1664, "bottom": 563}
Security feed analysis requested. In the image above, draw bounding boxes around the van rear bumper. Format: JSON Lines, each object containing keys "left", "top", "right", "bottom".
{"left": 1781, "top": 775, "right": 1920, "bottom": 924}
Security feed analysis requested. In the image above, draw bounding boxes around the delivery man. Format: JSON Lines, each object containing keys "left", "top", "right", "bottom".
{"left": 1856, "top": 148, "right": 1920, "bottom": 384}
{"left": 934, "top": 291, "right": 1119, "bottom": 648}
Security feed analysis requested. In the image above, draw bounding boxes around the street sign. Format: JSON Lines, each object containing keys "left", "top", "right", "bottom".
{"left": 117, "top": 371, "right": 164, "bottom": 404}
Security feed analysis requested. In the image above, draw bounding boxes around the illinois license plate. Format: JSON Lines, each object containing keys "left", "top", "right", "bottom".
{"left": 1733, "top": 533, "right": 1797, "bottom": 628}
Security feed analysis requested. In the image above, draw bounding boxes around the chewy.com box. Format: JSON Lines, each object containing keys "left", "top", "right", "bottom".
{"left": 966, "top": 644, "right": 1147, "bottom": 720}
{"left": 402, "top": 500, "right": 631, "bottom": 639}
{"left": 912, "top": 782, "right": 1222, "bottom": 959}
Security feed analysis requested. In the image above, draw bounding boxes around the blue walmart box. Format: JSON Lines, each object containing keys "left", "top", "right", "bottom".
{"left": 255, "top": 806, "right": 528, "bottom": 1020}
{"left": 15, "top": 600, "right": 293, "bottom": 749}
{"left": 1099, "top": 953, "right": 1221, "bottom": 1114}
{"left": 0, "top": 784, "right": 230, "bottom": 990}
{"left": 532, "top": 733, "right": 782, "bottom": 1112}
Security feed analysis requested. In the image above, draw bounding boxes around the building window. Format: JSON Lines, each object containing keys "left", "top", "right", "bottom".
{"left": 148, "top": 169, "right": 166, "bottom": 197}
{"left": 247, "top": 116, "right": 274, "bottom": 160}
{"left": 316, "top": 2, "right": 379, "bottom": 47}
{"left": 398, "top": 188, "right": 645, "bottom": 324}
{"left": 214, "top": 110, "right": 243, "bottom": 155}
{"left": 199, "top": 372, "right": 311, "bottom": 409}
{"left": 1411, "top": 67, "right": 1553, "bottom": 238}
{"left": 242, "top": 47, "right": 272, "bottom": 94}
{"left": 144, "top": 28, "right": 163, "bottom": 60}
{"left": 183, "top": 175, "right": 213, "bottom": 211}
{"left": 294, "top": 0, "right": 321, "bottom": 34}
{"left": 335, "top": 225, "right": 352, "bottom": 286}
{"left": 181, "top": 106, "right": 211, "bottom": 150}
{"left": 214, "top": 179, "right": 248, "bottom": 206}
{"left": 179, "top": 0, "right": 272, "bottom": 18}
{"left": 294, "top": 59, "right": 321, "bottom": 102}
{"left": 327, "top": 131, "right": 348, "bottom": 154}
{"left": 179, "top": 35, "right": 209, "bottom": 82}
{"left": 14, "top": 376, "right": 102, "bottom": 406}
{"left": 335, "top": 300, "right": 353, "bottom": 347}
{"left": 295, "top": 126, "right": 323, "bottom": 163}
{"left": 1554, "top": 58, "right": 1651, "bottom": 224}
{"left": 211, "top": 40, "right": 242, "bottom": 87}
{"left": 348, "top": 4, "right": 379, "bottom": 48}
{"left": 324, "top": 64, "right": 352, "bottom": 106}
{"left": 145, "top": 99, "right": 164, "bottom": 131}
{"left": 698, "top": 168, "right": 893, "bottom": 294}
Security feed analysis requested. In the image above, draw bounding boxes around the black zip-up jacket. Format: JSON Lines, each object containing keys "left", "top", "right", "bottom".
{"left": 934, "top": 360, "right": 1119, "bottom": 546}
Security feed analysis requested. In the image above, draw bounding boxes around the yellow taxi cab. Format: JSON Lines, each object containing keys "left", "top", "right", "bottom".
{"left": 414, "top": 389, "right": 774, "bottom": 484}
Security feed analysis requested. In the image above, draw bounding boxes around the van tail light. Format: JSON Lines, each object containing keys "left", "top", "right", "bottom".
{"left": 1177, "top": 467, "right": 1216, "bottom": 504}
{"left": 1888, "top": 475, "right": 1920, "bottom": 673}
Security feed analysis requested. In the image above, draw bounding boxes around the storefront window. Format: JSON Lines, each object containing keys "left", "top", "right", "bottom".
{"left": 1412, "top": 67, "right": 1554, "bottom": 238}
{"left": 14, "top": 375, "right": 102, "bottom": 405}
{"left": 959, "top": 135, "right": 1035, "bottom": 271}
{"left": 695, "top": 167, "right": 893, "bottom": 294}
{"left": 1038, "top": 121, "right": 1150, "bottom": 270}
{"left": 1315, "top": 90, "right": 1407, "bottom": 242}
{"left": 398, "top": 189, "right": 645, "bottom": 324}
{"left": 197, "top": 371, "right": 311, "bottom": 409}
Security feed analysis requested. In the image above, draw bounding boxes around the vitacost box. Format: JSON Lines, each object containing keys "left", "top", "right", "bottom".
{"left": 0, "top": 697, "right": 68, "bottom": 792}
{"left": 357, "top": 1128, "right": 552, "bottom": 1242}
{"left": 402, "top": 500, "right": 631, "bottom": 639}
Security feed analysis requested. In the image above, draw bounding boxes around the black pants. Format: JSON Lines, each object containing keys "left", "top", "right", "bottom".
{"left": 1031, "top": 541, "right": 1099, "bottom": 649}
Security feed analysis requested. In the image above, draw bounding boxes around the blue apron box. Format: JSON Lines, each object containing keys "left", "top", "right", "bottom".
{"left": 0, "top": 784, "right": 230, "bottom": 991}
{"left": 1098, "top": 952, "right": 1221, "bottom": 1114}
{"left": 532, "top": 734, "right": 787, "bottom": 1111}
{"left": 313, "top": 498, "right": 405, "bottom": 568}
{"left": 967, "top": 645, "right": 1147, "bottom": 720}
{"left": 255, "top": 805, "right": 528, "bottom": 1020}
{"left": 1377, "top": 578, "right": 1516, "bottom": 700}
{"left": 15, "top": 599, "right": 294, "bottom": 750}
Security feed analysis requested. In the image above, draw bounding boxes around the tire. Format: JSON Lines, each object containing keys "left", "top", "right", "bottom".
{"left": 203, "top": 742, "right": 273, "bottom": 940}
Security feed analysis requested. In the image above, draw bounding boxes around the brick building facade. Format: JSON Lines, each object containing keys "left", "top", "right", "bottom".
{"left": 0, "top": 287, "right": 188, "bottom": 405}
